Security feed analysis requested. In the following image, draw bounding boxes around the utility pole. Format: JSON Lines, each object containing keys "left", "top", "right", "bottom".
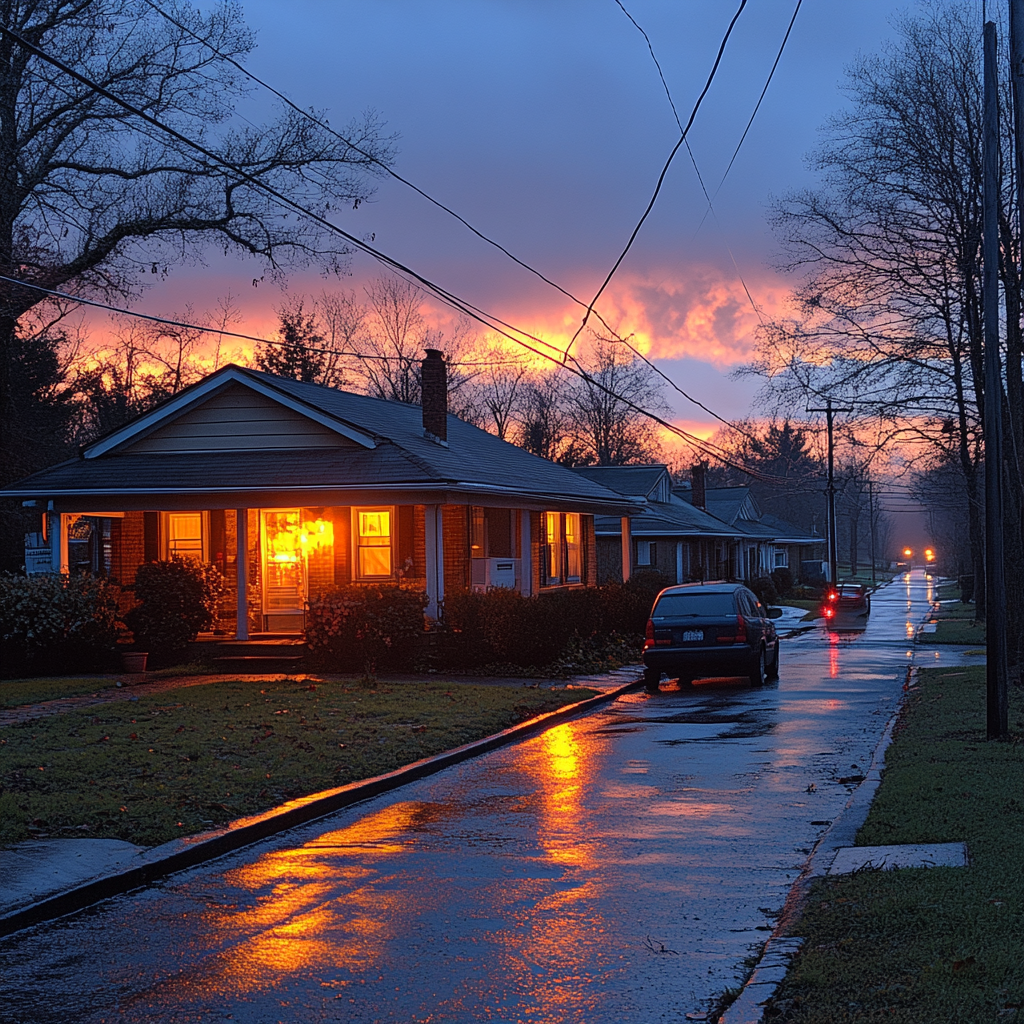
{"left": 983, "top": 20, "right": 1009, "bottom": 739}
{"left": 808, "top": 397, "right": 853, "bottom": 588}
{"left": 867, "top": 478, "right": 877, "bottom": 584}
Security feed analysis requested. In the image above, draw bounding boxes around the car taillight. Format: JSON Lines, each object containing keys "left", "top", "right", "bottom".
{"left": 828, "top": 591, "right": 838, "bottom": 603}
{"left": 644, "top": 618, "right": 654, "bottom": 650}
{"left": 717, "top": 613, "right": 747, "bottom": 644}
{"left": 824, "top": 606, "right": 835, "bottom": 619}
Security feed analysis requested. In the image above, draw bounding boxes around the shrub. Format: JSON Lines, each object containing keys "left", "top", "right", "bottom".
{"left": 600, "top": 568, "right": 672, "bottom": 636}
{"left": 305, "top": 584, "right": 428, "bottom": 673}
{"left": 770, "top": 566, "right": 794, "bottom": 598}
{"left": 124, "top": 557, "right": 226, "bottom": 655}
{"left": 749, "top": 575, "right": 780, "bottom": 606}
{"left": 0, "top": 572, "right": 127, "bottom": 677}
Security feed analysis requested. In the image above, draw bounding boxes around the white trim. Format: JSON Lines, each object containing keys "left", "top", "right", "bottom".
{"left": 424, "top": 504, "right": 444, "bottom": 619}
{"left": 83, "top": 368, "right": 377, "bottom": 458}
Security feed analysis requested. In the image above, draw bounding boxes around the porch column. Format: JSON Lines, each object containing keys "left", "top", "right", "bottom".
{"left": 235, "top": 508, "right": 248, "bottom": 640}
{"left": 519, "top": 511, "right": 532, "bottom": 596}
{"left": 424, "top": 504, "right": 445, "bottom": 619}
{"left": 49, "top": 512, "right": 71, "bottom": 573}
{"left": 620, "top": 516, "right": 631, "bottom": 582}
{"left": 675, "top": 541, "right": 684, "bottom": 584}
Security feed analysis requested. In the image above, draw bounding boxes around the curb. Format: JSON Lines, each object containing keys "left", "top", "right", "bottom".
{"left": 0, "top": 677, "right": 640, "bottom": 938}
{"left": 717, "top": 666, "right": 909, "bottom": 1024}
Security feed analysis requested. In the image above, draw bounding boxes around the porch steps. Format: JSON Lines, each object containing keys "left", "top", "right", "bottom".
{"left": 199, "top": 636, "right": 308, "bottom": 674}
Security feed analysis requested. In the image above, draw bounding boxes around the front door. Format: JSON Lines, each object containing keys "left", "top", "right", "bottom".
{"left": 261, "top": 509, "right": 306, "bottom": 632}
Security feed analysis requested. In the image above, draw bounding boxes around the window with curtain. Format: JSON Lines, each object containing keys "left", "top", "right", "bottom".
{"left": 565, "top": 513, "right": 581, "bottom": 582}
{"left": 544, "top": 511, "right": 562, "bottom": 584}
{"left": 167, "top": 512, "right": 203, "bottom": 560}
{"left": 355, "top": 508, "right": 393, "bottom": 579}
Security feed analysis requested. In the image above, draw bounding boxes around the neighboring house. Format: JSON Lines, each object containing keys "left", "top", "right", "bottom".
{"left": 572, "top": 465, "right": 741, "bottom": 583}
{"left": 3, "top": 354, "right": 636, "bottom": 639}
{"left": 676, "top": 484, "right": 824, "bottom": 582}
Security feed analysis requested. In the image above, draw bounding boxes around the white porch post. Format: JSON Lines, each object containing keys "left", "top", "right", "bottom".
{"left": 49, "top": 512, "right": 67, "bottom": 572}
{"left": 675, "top": 541, "right": 683, "bottom": 583}
{"left": 235, "top": 508, "right": 249, "bottom": 640}
{"left": 620, "top": 516, "right": 631, "bottom": 582}
{"left": 519, "top": 511, "right": 532, "bottom": 596}
{"left": 425, "top": 504, "right": 445, "bottom": 619}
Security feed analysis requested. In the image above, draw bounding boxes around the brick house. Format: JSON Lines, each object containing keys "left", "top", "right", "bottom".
{"left": 3, "top": 354, "right": 636, "bottom": 638}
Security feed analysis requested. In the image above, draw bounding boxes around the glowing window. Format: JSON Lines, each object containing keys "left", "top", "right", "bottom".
{"left": 356, "top": 508, "right": 392, "bottom": 579}
{"left": 167, "top": 513, "right": 203, "bottom": 560}
{"left": 565, "top": 513, "right": 581, "bottom": 582}
{"left": 545, "top": 512, "right": 562, "bottom": 584}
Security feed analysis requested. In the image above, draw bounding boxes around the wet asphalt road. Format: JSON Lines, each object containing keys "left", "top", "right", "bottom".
{"left": 2, "top": 571, "right": 962, "bottom": 1023}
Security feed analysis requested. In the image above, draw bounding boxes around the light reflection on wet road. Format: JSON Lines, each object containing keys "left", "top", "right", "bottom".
{"left": 2, "top": 571, "right": 959, "bottom": 1023}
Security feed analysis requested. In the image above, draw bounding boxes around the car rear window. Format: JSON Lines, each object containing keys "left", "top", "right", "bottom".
{"left": 652, "top": 592, "right": 736, "bottom": 618}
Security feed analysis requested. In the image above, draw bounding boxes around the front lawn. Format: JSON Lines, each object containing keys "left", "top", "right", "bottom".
{"left": 0, "top": 663, "right": 212, "bottom": 708}
{"left": 762, "top": 665, "right": 1024, "bottom": 1022}
{"left": 0, "top": 677, "right": 597, "bottom": 847}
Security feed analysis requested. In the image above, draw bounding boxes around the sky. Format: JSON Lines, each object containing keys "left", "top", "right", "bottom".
{"left": 101, "top": 0, "right": 922, "bottom": 449}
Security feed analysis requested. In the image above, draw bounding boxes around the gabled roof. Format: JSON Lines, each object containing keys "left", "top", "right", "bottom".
{"left": 3, "top": 365, "right": 637, "bottom": 514}
{"left": 572, "top": 464, "right": 671, "bottom": 502}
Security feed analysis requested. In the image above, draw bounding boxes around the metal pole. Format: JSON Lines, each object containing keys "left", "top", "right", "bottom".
{"left": 983, "top": 20, "right": 1009, "bottom": 739}
{"left": 808, "top": 398, "right": 853, "bottom": 587}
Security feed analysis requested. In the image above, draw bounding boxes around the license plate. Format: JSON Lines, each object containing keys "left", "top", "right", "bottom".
{"left": 682, "top": 629, "right": 704, "bottom": 642}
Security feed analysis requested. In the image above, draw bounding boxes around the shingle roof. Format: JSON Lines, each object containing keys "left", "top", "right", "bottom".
{"left": 595, "top": 496, "right": 740, "bottom": 538}
{"left": 571, "top": 464, "right": 668, "bottom": 499}
{"left": 2, "top": 366, "right": 637, "bottom": 514}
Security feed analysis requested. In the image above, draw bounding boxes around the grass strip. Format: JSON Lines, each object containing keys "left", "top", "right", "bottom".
{"left": 763, "top": 666, "right": 1024, "bottom": 1023}
{"left": 919, "top": 619, "right": 986, "bottom": 645}
{"left": 0, "top": 677, "right": 595, "bottom": 847}
{"left": 0, "top": 663, "right": 211, "bottom": 707}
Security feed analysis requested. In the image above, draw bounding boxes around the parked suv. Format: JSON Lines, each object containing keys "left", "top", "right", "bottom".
{"left": 642, "top": 582, "right": 782, "bottom": 692}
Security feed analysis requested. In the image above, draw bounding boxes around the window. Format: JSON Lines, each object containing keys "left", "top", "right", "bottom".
{"left": 774, "top": 547, "right": 789, "bottom": 569}
{"left": 545, "top": 512, "right": 562, "bottom": 583}
{"left": 636, "top": 540, "right": 653, "bottom": 566}
{"left": 165, "top": 512, "right": 204, "bottom": 560}
{"left": 565, "top": 513, "right": 581, "bottom": 582}
{"left": 355, "top": 507, "right": 393, "bottom": 579}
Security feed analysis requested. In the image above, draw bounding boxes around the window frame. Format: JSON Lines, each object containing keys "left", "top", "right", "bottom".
{"left": 161, "top": 511, "right": 208, "bottom": 562}
{"left": 352, "top": 505, "right": 396, "bottom": 581}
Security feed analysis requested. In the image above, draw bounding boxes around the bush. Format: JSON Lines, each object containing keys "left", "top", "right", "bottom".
{"left": 749, "top": 575, "right": 780, "bottom": 607}
{"left": 0, "top": 572, "right": 127, "bottom": 677}
{"left": 438, "top": 570, "right": 670, "bottom": 671}
{"left": 305, "top": 584, "right": 428, "bottom": 673}
{"left": 770, "top": 566, "right": 794, "bottom": 598}
{"left": 124, "top": 557, "right": 226, "bottom": 655}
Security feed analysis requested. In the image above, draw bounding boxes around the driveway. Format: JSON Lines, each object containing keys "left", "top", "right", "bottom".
{"left": 1, "top": 571, "right": 947, "bottom": 1023}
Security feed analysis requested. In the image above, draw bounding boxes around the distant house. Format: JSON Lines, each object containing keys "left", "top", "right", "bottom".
{"left": 572, "top": 465, "right": 741, "bottom": 583}
{"left": 573, "top": 465, "right": 824, "bottom": 585}
{"left": 676, "top": 483, "right": 824, "bottom": 582}
{"left": 2, "top": 355, "right": 636, "bottom": 638}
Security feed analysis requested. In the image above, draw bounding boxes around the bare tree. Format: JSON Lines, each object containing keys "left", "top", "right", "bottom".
{"left": 467, "top": 345, "right": 530, "bottom": 439}
{"left": 516, "top": 371, "right": 572, "bottom": 462}
{"left": 0, "top": 0, "right": 393, "bottom": 488}
{"left": 745, "top": 4, "right": 1023, "bottom": 649}
{"left": 563, "top": 336, "right": 666, "bottom": 465}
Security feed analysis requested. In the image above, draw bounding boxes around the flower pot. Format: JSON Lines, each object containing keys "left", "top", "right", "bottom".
{"left": 121, "top": 651, "right": 149, "bottom": 673}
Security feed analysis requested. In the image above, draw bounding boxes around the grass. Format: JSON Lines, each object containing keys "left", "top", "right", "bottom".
{"left": 762, "top": 665, "right": 1024, "bottom": 1023}
{"left": 0, "top": 663, "right": 213, "bottom": 707}
{"left": 0, "top": 676, "right": 596, "bottom": 848}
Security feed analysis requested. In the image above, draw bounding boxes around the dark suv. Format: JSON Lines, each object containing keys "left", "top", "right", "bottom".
{"left": 642, "top": 581, "right": 781, "bottom": 692}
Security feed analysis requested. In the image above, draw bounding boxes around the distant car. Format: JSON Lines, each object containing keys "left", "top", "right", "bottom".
{"left": 822, "top": 583, "right": 871, "bottom": 623}
{"left": 642, "top": 581, "right": 782, "bottom": 693}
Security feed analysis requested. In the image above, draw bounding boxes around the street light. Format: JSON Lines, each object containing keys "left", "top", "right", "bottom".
{"left": 925, "top": 548, "right": 936, "bottom": 562}
{"left": 903, "top": 547, "right": 913, "bottom": 559}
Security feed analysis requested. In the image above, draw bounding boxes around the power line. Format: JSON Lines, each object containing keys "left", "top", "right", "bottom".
{"left": 0, "top": 24, "right": 785, "bottom": 483}
{"left": 566, "top": 0, "right": 749, "bottom": 355}
{"left": 0, "top": 274, "right": 523, "bottom": 369}
{"left": 143, "top": 0, "right": 760, "bottom": 440}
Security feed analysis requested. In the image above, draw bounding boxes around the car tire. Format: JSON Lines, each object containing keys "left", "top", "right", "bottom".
{"left": 749, "top": 646, "right": 766, "bottom": 688}
{"left": 643, "top": 667, "right": 661, "bottom": 693}
{"left": 767, "top": 642, "right": 780, "bottom": 680}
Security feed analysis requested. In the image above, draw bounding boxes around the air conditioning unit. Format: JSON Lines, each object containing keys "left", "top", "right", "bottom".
{"left": 471, "top": 557, "right": 519, "bottom": 592}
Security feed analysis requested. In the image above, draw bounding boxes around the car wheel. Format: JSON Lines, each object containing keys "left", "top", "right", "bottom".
{"left": 643, "top": 667, "right": 661, "bottom": 693}
{"left": 749, "top": 647, "right": 766, "bottom": 687}
{"left": 767, "top": 641, "right": 780, "bottom": 680}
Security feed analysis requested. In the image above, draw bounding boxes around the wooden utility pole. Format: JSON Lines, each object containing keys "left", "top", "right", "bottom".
{"left": 983, "top": 20, "right": 1009, "bottom": 739}
{"left": 867, "top": 478, "right": 877, "bottom": 584}
{"left": 808, "top": 398, "right": 853, "bottom": 588}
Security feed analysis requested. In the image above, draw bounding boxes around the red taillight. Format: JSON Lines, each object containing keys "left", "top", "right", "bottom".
{"left": 644, "top": 618, "right": 655, "bottom": 650}
{"left": 828, "top": 591, "right": 838, "bottom": 603}
{"left": 717, "top": 613, "right": 747, "bottom": 645}
{"left": 824, "top": 606, "right": 835, "bottom": 619}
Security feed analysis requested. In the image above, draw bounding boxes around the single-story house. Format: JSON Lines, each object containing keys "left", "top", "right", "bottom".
{"left": 572, "top": 465, "right": 744, "bottom": 583}
{"left": 675, "top": 483, "right": 824, "bottom": 581}
{"left": 3, "top": 353, "right": 638, "bottom": 639}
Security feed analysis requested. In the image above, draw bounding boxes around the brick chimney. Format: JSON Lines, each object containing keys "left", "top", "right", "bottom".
{"left": 421, "top": 348, "right": 447, "bottom": 441}
{"left": 690, "top": 460, "right": 708, "bottom": 510}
